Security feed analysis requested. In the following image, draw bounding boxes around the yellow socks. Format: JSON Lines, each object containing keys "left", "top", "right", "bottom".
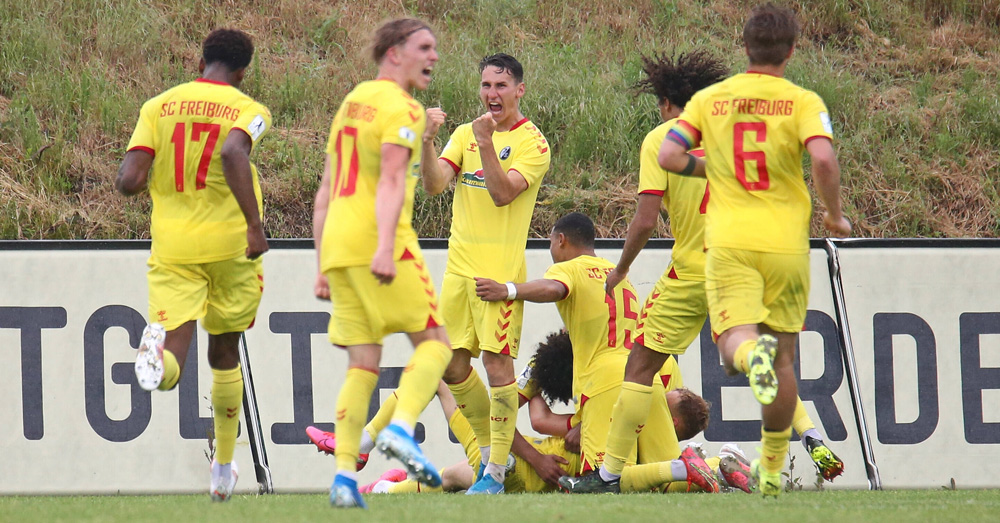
{"left": 487, "top": 382, "right": 518, "bottom": 467}
{"left": 335, "top": 367, "right": 379, "bottom": 473}
{"left": 448, "top": 409, "right": 481, "bottom": 469}
{"left": 391, "top": 340, "right": 451, "bottom": 428}
{"left": 158, "top": 350, "right": 181, "bottom": 391}
{"left": 365, "top": 392, "right": 398, "bottom": 443}
{"left": 387, "top": 476, "right": 444, "bottom": 493}
{"left": 603, "top": 382, "right": 653, "bottom": 475}
{"left": 733, "top": 339, "right": 756, "bottom": 374}
{"left": 210, "top": 365, "right": 243, "bottom": 465}
{"left": 621, "top": 462, "right": 674, "bottom": 492}
{"left": 760, "top": 426, "right": 792, "bottom": 474}
{"left": 792, "top": 397, "right": 814, "bottom": 435}
{"left": 447, "top": 369, "right": 492, "bottom": 448}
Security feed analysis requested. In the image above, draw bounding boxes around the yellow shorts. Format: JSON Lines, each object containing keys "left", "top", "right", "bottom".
{"left": 509, "top": 435, "right": 579, "bottom": 493}
{"left": 580, "top": 388, "right": 625, "bottom": 474}
{"left": 636, "top": 380, "right": 681, "bottom": 464}
{"left": 705, "top": 247, "right": 809, "bottom": 334}
{"left": 325, "top": 256, "right": 443, "bottom": 346}
{"left": 441, "top": 271, "right": 524, "bottom": 358}
{"left": 634, "top": 268, "right": 708, "bottom": 355}
{"left": 147, "top": 255, "right": 263, "bottom": 335}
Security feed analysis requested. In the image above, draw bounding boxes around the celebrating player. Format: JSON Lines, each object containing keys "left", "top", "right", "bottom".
{"left": 658, "top": 3, "right": 852, "bottom": 496}
{"left": 420, "top": 53, "right": 551, "bottom": 494}
{"left": 476, "top": 212, "right": 720, "bottom": 494}
{"left": 312, "top": 18, "right": 453, "bottom": 509}
{"left": 116, "top": 28, "right": 271, "bottom": 502}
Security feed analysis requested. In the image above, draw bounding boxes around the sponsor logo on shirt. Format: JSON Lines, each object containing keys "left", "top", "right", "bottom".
{"left": 460, "top": 169, "right": 487, "bottom": 189}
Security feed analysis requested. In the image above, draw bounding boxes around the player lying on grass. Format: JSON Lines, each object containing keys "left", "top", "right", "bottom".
{"left": 309, "top": 331, "right": 754, "bottom": 493}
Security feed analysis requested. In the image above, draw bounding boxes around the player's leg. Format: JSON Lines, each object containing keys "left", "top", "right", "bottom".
{"left": 441, "top": 273, "right": 494, "bottom": 471}
{"left": 200, "top": 255, "right": 263, "bottom": 502}
{"left": 138, "top": 259, "right": 207, "bottom": 391}
{"left": 792, "top": 398, "right": 844, "bottom": 481}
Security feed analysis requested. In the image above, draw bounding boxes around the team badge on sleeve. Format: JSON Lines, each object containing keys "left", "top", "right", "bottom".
{"left": 399, "top": 126, "right": 416, "bottom": 143}
{"left": 248, "top": 115, "right": 267, "bottom": 140}
{"left": 819, "top": 112, "right": 833, "bottom": 135}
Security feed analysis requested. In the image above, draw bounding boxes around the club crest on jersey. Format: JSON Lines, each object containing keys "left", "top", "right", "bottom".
{"left": 499, "top": 146, "right": 511, "bottom": 160}
{"left": 460, "top": 169, "right": 487, "bottom": 189}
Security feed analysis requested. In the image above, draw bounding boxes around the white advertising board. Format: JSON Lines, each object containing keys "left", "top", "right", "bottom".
{"left": 1, "top": 239, "right": 944, "bottom": 494}
{"left": 836, "top": 243, "right": 1000, "bottom": 489}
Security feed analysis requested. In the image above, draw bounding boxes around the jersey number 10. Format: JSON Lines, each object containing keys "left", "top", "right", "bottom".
{"left": 332, "top": 126, "right": 360, "bottom": 199}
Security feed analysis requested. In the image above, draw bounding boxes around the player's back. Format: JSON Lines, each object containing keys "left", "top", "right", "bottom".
{"left": 320, "top": 80, "right": 426, "bottom": 270}
{"left": 544, "top": 255, "right": 637, "bottom": 401}
{"left": 131, "top": 79, "right": 270, "bottom": 264}
{"left": 680, "top": 73, "right": 832, "bottom": 254}
{"left": 640, "top": 120, "right": 708, "bottom": 281}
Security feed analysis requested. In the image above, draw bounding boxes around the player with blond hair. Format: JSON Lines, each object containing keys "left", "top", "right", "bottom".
{"left": 312, "top": 17, "right": 454, "bottom": 509}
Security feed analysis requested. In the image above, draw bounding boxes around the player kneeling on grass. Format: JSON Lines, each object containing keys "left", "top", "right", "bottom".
{"left": 117, "top": 28, "right": 271, "bottom": 503}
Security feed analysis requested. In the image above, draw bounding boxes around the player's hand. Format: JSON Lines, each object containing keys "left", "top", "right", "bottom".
{"left": 471, "top": 113, "right": 497, "bottom": 143}
{"left": 532, "top": 453, "right": 570, "bottom": 486}
{"left": 423, "top": 107, "right": 447, "bottom": 142}
{"left": 823, "top": 212, "right": 852, "bottom": 238}
{"left": 314, "top": 272, "right": 330, "bottom": 300}
{"left": 370, "top": 249, "right": 396, "bottom": 285}
{"left": 563, "top": 424, "right": 581, "bottom": 454}
{"left": 245, "top": 223, "right": 269, "bottom": 260}
{"left": 474, "top": 277, "right": 506, "bottom": 302}
{"left": 604, "top": 267, "right": 627, "bottom": 296}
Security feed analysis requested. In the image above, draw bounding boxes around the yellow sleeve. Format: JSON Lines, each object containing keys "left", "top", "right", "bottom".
{"left": 125, "top": 98, "right": 158, "bottom": 153}
{"left": 543, "top": 261, "right": 575, "bottom": 298}
{"left": 516, "top": 359, "right": 540, "bottom": 400}
{"left": 637, "top": 125, "right": 669, "bottom": 196}
{"left": 232, "top": 101, "right": 272, "bottom": 145}
{"left": 797, "top": 91, "right": 834, "bottom": 144}
{"left": 439, "top": 124, "right": 469, "bottom": 171}
{"left": 380, "top": 100, "right": 423, "bottom": 150}
{"left": 509, "top": 128, "right": 550, "bottom": 187}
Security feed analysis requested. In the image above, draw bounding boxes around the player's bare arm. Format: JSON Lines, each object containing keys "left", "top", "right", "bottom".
{"left": 420, "top": 107, "right": 456, "bottom": 195}
{"left": 311, "top": 155, "right": 333, "bottom": 299}
{"left": 472, "top": 113, "right": 528, "bottom": 206}
{"left": 474, "top": 276, "right": 567, "bottom": 303}
{"left": 372, "top": 142, "right": 411, "bottom": 284}
{"left": 115, "top": 149, "right": 153, "bottom": 195}
{"left": 220, "top": 129, "right": 268, "bottom": 260}
{"left": 606, "top": 193, "right": 662, "bottom": 295}
{"left": 527, "top": 395, "right": 572, "bottom": 437}
{"left": 658, "top": 136, "right": 706, "bottom": 178}
{"left": 806, "top": 137, "right": 852, "bottom": 238}
{"left": 510, "top": 431, "right": 569, "bottom": 485}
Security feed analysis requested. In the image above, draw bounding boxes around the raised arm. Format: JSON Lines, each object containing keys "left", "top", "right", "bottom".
{"left": 472, "top": 113, "right": 528, "bottom": 206}
{"left": 474, "top": 277, "right": 567, "bottom": 303}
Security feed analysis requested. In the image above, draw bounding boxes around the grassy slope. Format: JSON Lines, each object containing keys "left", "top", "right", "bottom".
{"left": 2, "top": 490, "right": 1000, "bottom": 522}
{"left": 1, "top": 0, "right": 999, "bottom": 240}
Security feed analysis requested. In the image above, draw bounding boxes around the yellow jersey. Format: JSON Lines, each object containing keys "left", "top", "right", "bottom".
{"left": 439, "top": 118, "right": 550, "bottom": 281}
{"left": 320, "top": 80, "right": 426, "bottom": 270}
{"left": 126, "top": 78, "right": 272, "bottom": 263}
{"left": 669, "top": 72, "right": 834, "bottom": 254}
{"left": 543, "top": 255, "right": 638, "bottom": 401}
{"left": 638, "top": 120, "right": 709, "bottom": 281}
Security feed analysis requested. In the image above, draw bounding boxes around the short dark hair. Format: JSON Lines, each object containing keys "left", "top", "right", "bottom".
{"left": 672, "top": 387, "right": 710, "bottom": 441}
{"left": 479, "top": 53, "right": 523, "bottom": 83}
{"left": 632, "top": 50, "right": 728, "bottom": 108}
{"left": 202, "top": 29, "right": 254, "bottom": 71}
{"left": 552, "top": 212, "right": 596, "bottom": 249}
{"left": 371, "top": 18, "right": 433, "bottom": 64}
{"left": 743, "top": 3, "right": 800, "bottom": 66}
{"left": 530, "top": 331, "right": 574, "bottom": 405}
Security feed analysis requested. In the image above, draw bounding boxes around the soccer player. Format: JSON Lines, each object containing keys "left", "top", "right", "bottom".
{"left": 476, "top": 212, "right": 719, "bottom": 494}
{"left": 312, "top": 18, "right": 453, "bottom": 509}
{"left": 420, "top": 53, "right": 551, "bottom": 494}
{"left": 568, "top": 48, "right": 844, "bottom": 493}
{"left": 116, "top": 28, "right": 270, "bottom": 502}
{"left": 658, "top": 4, "right": 852, "bottom": 496}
